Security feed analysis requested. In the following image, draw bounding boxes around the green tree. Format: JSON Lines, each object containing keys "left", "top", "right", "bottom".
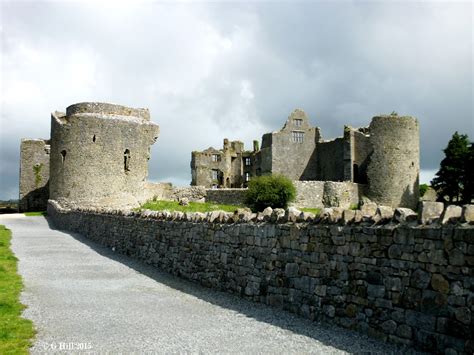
{"left": 245, "top": 174, "right": 296, "bottom": 212}
{"left": 462, "top": 142, "right": 474, "bottom": 203}
{"left": 431, "top": 132, "right": 470, "bottom": 203}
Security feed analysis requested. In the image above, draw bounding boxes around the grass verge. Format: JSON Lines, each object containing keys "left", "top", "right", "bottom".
{"left": 0, "top": 225, "right": 35, "bottom": 354}
{"left": 23, "top": 211, "right": 46, "bottom": 217}
{"left": 140, "top": 200, "right": 242, "bottom": 213}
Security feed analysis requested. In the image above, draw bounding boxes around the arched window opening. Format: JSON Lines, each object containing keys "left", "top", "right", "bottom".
{"left": 124, "top": 149, "right": 131, "bottom": 173}
{"left": 61, "top": 150, "right": 67, "bottom": 165}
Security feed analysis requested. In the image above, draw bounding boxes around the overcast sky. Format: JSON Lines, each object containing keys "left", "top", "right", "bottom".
{"left": 1, "top": 0, "right": 472, "bottom": 200}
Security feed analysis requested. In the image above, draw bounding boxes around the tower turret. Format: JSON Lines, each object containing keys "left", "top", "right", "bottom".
{"left": 366, "top": 115, "right": 420, "bottom": 209}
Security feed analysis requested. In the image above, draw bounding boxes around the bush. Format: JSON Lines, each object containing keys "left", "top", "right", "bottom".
{"left": 419, "top": 183, "right": 429, "bottom": 197}
{"left": 245, "top": 174, "right": 296, "bottom": 212}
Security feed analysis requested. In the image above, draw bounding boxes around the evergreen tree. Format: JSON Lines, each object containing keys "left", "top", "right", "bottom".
{"left": 431, "top": 132, "right": 469, "bottom": 203}
{"left": 462, "top": 142, "right": 474, "bottom": 203}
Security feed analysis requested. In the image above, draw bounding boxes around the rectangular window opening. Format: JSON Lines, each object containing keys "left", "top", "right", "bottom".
{"left": 292, "top": 131, "right": 304, "bottom": 143}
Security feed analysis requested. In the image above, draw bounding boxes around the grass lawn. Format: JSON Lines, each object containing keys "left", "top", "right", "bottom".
{"left": 23, "top": 211, "right": 46, "bottom": 217}
{"left": 0, "top": 225, "right": 35, "bottom": 354}
{"left": 140, "top": 200, "right": 242, "bottom": 213}
{"left": 299, "top": 207, "right": 321, "bottom": 215}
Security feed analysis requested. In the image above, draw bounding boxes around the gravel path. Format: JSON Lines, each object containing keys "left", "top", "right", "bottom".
{"left": 0, "top": 214, "right": 410, "bottom": 354}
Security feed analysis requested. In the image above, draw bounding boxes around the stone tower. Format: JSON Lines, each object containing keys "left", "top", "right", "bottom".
{"left": 49, "top": 102, "right": 159, "bottom": 207}
{"left": 366, "top": 115, "right": 420, "bottom": 209}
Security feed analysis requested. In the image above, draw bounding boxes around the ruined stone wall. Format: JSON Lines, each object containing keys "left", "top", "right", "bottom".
{"left": 48, "top": 201, "right": 474, "bottom": 354}
{"left": 351, "top": 130, "right": 372, "bottom": 183}
{"left": 203, "top": 182, "right": 364, "bottom": 209}
{"left": 367, "top": 116, "right": 419, "bottom": 209}
{"left": 49, "top": 102, "right": 159, "bottom": 208}
{"left": 191, "top": 148, "right": 222, "bottom": 187}
{"left": 206, "top": 188, "right": 247, "bottom": 206}
{"left": 316, "top": 138, "right": 345, "bottom": 181}
{"left": 257, "top": 134, "right": 272, "bottom": 176}
{"left": 18, "top": 139, "right": 50, "bottom": 212}
{"left": 293, "top": 181, "right": 365, "bottom": 209}
{"left": 191, "top": 140, "right": 247, "bottom": 188}
{"left": 269, "top": 110, "right": 319, "bottom": 180}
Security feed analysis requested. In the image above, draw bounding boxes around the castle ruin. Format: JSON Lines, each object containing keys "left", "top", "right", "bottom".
{"left": 191, "top": 109, "right": 420, "bottom": 209}
{"left": 19, "top": 103, "right": 419, "bottom": 211}
{"left": 19, "top": 102, "right": 159, "bottom": 211}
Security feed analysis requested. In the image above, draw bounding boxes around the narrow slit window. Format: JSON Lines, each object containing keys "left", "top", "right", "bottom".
{"left": 124, "top": 149, "right": 131, "bottom": 172}
{"left": 93, "top": 135, "right": 96, "bottom": 142}
{"left": 60, "top": 150, "right": 67, "bottom": 165}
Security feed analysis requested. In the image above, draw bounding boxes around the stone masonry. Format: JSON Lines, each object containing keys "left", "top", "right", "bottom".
{"left": 191, "top": 111, "right": 419, "bottom": 209}
{"left": 48, "top": 200, "right": 474, "bottom": 354}
{"left": 18, "top": 139, "right": 50, "bottom": 212}
{"left": 49, "top": 102, "right": 160, "bottom": 208}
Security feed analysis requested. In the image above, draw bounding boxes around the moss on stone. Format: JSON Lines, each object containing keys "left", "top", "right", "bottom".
{"left": 33, "top": 164, "right": 43, "bottom": 187}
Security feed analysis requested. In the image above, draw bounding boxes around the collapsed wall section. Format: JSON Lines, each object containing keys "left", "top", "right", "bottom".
{"left": 48, "top": 202, "right": 474, "bottom": 354}
{"left": 18, "top": 139, "right": 50, "bottom": 212}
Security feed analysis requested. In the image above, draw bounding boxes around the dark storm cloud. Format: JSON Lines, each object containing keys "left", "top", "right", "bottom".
{"left": 1, "top": 0, "right": 472, "bottom": 199}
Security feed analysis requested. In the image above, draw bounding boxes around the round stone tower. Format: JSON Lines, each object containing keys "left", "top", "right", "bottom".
{"left": 49, "top": 102, "right": 159, "bottom": 207}
{"left": 366, "top": 115, "right": 419, "bottom": 209}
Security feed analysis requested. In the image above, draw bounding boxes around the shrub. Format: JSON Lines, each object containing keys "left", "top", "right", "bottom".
{"left": 245, "top": 174, "right": 296, "bottom": 212}
{"left": 419, "top": 183, "right": 429, "bottom": 197}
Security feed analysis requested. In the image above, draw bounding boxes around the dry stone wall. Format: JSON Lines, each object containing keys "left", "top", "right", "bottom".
{"left": 48, "top": 201, "right": 474, "bottom": 354}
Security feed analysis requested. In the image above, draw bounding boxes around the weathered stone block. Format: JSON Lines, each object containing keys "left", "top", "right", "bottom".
{"left": 454, "top": 307, "right": 471, "bottom": 325}
{"left": 419, "top": 201, "right": 444, "bottom": 224}
{"left": 314, "top": 285, "right": 327, "bottom": 297}
{"left": 367, "top": 284, "right": 385, "bottom": 298}
{"left": 381, "top": 320, "right": 397, "bottom": 334}
{"left": 410, "top": 269, "right": 431, "bottom": 289}
{"left": 431, "top": 274, "right": 450, "bottom": 294}
{"left": 285, "top": 263, "right": 299, "bottom": 277}
{"left": 448, "top": 248, "right": 465, "bottom": 266}
{"left": 360, "top": 202, "right": 377, "bottom": 217}
{"left": 405, "top": 310, "right": 436, "bottom": 331}
{"left": 342, "top": 209, "right": 356, "bottom": 224}
{"left": 441, "top": 205, "right": 462, "bottom": 224}
{"left": 387, "top": 244, "right": 402, "bottom": 259}
{"left": 377, "top": 205, "right": 394, "bottom": 222}
{"left": 461, "top": 204, "right": 474, "bottom": 223}
{"left": 393, "top": 208, "right": 418, "bottom": 224}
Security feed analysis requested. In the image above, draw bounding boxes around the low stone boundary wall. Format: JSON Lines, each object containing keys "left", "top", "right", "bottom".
{"left": 47, "top": 201, "right": 474, "bottom": 354}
